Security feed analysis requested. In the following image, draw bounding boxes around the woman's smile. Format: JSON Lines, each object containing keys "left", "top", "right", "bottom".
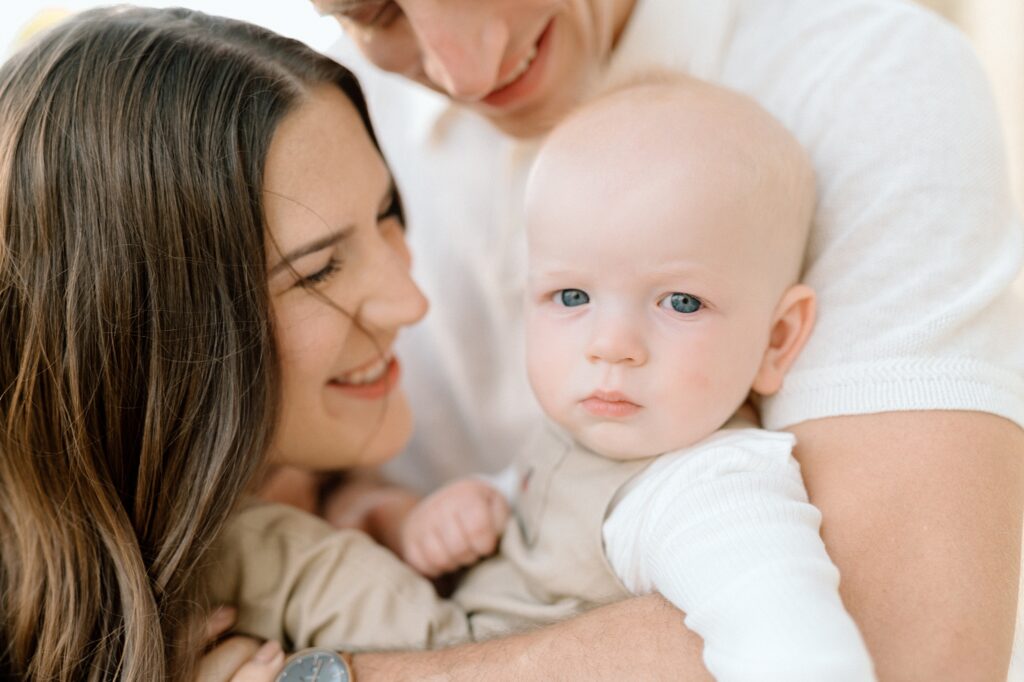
{"left": 328, "top": 355, "right": 401, "bottom": 400}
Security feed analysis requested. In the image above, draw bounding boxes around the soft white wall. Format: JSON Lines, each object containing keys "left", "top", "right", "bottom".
{"left": 5, "top": 2, "right": 1020, "bottom": 205}
{"left": 0, "top": 3, "right": 337, "bottom": 58}
{"left": 919, "top": 0, "right": 1024, "bottom": 210}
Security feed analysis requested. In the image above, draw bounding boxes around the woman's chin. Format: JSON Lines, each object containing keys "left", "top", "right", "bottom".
{"left": 353, "top": 392, "right": 414, "bottom": 467}
{"left": 269, "top": 391, "right": 414, "bottom": 470}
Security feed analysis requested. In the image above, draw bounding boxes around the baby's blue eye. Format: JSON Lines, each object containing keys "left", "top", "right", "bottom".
{"left": 660, "top": 292, "right": 702, "bottom": 314}
{"left": 556, "top": 289, "right": 590, "bottom": 307}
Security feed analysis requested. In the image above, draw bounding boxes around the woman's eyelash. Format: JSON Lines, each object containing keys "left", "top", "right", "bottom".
{"left": 377, "top": 189, "right": 404, "bottom": 224}
{"left": 299, "top": 258, "right": 341, "bottom": 287}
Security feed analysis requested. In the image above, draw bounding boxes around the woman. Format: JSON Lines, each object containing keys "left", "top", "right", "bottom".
{"left": 0, "top": 8, "right": 426, "bottom": 679}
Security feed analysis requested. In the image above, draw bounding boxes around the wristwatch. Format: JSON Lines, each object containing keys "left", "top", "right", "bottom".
{"left": 275, "top": 648, "right": 354, "bottom": 682}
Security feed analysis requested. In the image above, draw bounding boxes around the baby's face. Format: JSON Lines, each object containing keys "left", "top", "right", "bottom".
{"left": 525, "top": 136, "right": 786, "bottom": 459}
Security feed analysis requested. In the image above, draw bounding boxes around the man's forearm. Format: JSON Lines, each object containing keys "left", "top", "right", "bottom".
{"left": 353, "top": 594, "right": 713, "bottom": 681}
{"left": 356, "top": 410, "right": 1023, "bottom": 681}
{"left": 791, "top": 410, "right": 1023, "bottom": 680}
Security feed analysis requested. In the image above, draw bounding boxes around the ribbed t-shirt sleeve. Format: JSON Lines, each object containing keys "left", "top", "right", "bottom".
{"left": 604, "top": 430, "right": 875, "bottom": 681}
{"left": 749, "top": 7, "right": 1024, "bottom": 430}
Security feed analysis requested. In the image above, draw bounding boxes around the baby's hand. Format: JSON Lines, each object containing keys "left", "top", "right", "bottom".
{"left": 401, "top": 478, "right": 509, "bottom": 578}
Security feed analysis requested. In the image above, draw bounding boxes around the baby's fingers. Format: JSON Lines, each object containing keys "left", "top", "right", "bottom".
{"left": 488, "top": 490, "right": 510, "bottom": 530}
{"left": 456, "top": 502, "right": 501, "bottom": 557}
{"left": 417, "top": 531, "right": 454, "bottom": 577}
{"left": 438, "top": 514, "right": 480, "bottom": 566}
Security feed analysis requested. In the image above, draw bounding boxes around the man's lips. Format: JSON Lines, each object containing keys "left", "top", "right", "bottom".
{"left": 581, "top": 390, "right": 641, "bottom": 418}
{"left": 481, "top": 17, "right": 554, "bottom": 108}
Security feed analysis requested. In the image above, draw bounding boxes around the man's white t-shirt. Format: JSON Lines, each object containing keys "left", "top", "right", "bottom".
{"left": 329, "top": 0, "right": 1024, "bottom": 493}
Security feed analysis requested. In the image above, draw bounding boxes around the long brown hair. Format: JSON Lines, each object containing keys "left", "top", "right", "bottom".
{"left": 0, "top": 7, "right": 379, "bottom": 680}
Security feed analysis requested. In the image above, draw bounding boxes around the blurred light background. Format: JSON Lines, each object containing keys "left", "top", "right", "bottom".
{"left": 920, "top": 0, "right": 1023, "bottom": 210}
{"left": 0, "top": 1, "right": 1020, "bottom": 208}
{"left": 0, "top": 3, "right": 341, "bottom": 58}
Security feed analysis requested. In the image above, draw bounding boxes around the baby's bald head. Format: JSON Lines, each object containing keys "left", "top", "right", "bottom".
{"left": 526, "top": 73, "right": 816, "bottom": 303}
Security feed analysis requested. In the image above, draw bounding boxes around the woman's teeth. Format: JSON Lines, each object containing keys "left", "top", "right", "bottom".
{"left": 335, "top": 356, "right": 391, "bottom": 386}
{"left": 496, "top": 45, "right": 538, "bottom": 90}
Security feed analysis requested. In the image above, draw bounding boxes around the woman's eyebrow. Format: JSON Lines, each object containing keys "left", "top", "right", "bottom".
{"left": 270, "top": 226, "right": 353, "bottom": 275}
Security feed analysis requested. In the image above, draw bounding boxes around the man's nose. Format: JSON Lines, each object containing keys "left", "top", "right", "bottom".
{"left": 406, "top": 3, "right": 509, "bottom": 100}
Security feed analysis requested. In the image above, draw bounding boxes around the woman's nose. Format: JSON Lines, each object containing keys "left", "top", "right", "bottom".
{"left": 406, "top": 2, "right": 509, "bottom": 100}
{"left": 586, "top": 316, "right": 648, "bottom": 367}
{"left": 358, "top": 237, "right": 429, "bottom": 333}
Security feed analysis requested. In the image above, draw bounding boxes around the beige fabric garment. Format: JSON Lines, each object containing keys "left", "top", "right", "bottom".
{"left": 204, "top": 502, "right": 471, "bottom": 652}
{"left": 452, "top": 424, "right": 656, "bottom": 640}
{"left": 204, "top": 423, "right": 656, "bottom": 648}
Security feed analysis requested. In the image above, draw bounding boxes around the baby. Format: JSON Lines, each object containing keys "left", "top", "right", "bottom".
{"left": 397, "top": 75, "right": 877, "bottom": 680}
{"left": 211, "top": 75, "right": 876, "bottom": 681}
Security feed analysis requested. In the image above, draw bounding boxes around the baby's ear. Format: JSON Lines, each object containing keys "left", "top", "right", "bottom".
{"left": 751, "top": 284, "right": 816, "bottom": 396}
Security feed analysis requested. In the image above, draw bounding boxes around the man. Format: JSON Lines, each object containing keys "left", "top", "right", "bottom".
{"left": 301, "top": 1, "right": 1023, "bottom": 678}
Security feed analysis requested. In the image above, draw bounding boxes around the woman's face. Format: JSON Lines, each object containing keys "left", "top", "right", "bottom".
{"left": 264, "top": 84, "right": 428, "bottom": 470}
{"left": 314, "top": 0, "right": 636, "bottom": 137}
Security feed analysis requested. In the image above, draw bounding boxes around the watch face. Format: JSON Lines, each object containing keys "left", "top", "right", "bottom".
{"left": 276, "top": 649, "right": 350, "bottom": 682}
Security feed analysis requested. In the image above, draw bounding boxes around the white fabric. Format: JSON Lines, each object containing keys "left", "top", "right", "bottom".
{"left": 328, "top": 0, "right": 1024, "bottom": 496}
{"left": 603, "top": 428, "right": 874, "bottom": 681}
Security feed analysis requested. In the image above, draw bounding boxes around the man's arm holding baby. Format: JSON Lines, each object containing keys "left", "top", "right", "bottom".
{"left": 791, "top": 411, "right": 1023, "bottom": 681}
{"left": 334, "top": 414, "right": 1021, "bottom": 681}
{"left": 351, "top": 592, "right": 712, "bottom": 682}
{"left": 260, "top": 409, "right": 1020, "bottom": 680}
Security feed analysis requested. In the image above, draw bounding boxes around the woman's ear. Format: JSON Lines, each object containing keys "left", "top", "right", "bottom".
{"left": 751, "top": 284, "right": 816, "bottom": 396}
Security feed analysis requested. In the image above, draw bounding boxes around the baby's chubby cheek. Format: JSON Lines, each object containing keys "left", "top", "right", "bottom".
{"left": 526, "top": 355, "right": 572, "bottom": 420}
{"left": 651, "top": 369, "right": 726, "bottom": 439}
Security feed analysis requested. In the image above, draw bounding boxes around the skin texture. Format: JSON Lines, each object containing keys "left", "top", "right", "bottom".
{"left": 524, "top": 80, "right": 815, "bottom": 459}
{"left": 790, "top": 411, "right": 1024, "bottom": 680}
{"left": 264, "top": 84, "right": 428, "bottom": 471}
{"left": 311, "top": 0, "right": 636, "bottom": 137}
{"left": 352, "top": 593, "right": 714, "bottom": 681}
{"left": 401, "top": 478, "right": 510, "bottom": 577}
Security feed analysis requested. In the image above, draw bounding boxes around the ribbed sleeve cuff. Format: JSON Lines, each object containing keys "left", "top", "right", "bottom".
{"left": 762, "top": 357, "right": 1024, "bottom": 431}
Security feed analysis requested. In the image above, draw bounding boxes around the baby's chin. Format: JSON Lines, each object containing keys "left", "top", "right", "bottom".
{"left": 573, "top": 425, "right": 694, "bottom": 461}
